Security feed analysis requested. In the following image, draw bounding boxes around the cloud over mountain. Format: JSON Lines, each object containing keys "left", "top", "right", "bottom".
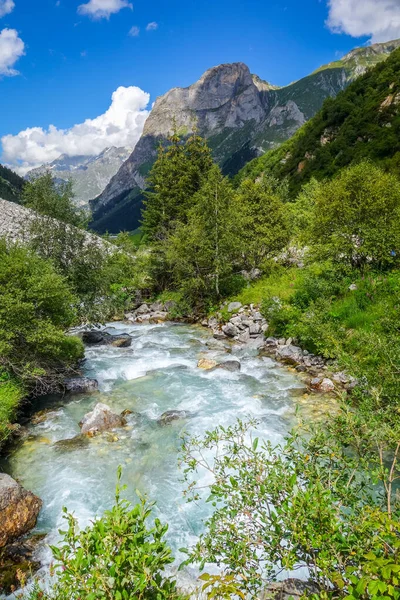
{"left": 1, "top": 85, "right": 150, "bottom": 172}
{"left": 327, "top": 0, "right": 400, "bottom": 43}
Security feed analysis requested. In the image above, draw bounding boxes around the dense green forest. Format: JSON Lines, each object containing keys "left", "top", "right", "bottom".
{"left": 0, "top": 164, "right": 24, "bottom": 203}
{"left": 237, "top": 46, "right": 400, "bottom": 196}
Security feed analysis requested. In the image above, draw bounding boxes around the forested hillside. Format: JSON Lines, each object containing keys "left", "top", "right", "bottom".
{"left": 238, "top": 46, "right": 400, "bottom": 195}
{"left": 0, "top": 164, "right": 24, "bottom": 203}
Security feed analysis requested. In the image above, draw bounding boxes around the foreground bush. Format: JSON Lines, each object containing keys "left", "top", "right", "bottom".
{"left": 29, "top": 470, "right": 186, "bottom": 600}
{"left": 0, "top": 240, "right": 83, "bottom": 395}
{"left": 181, "top": 419, "right": 400, "bottom": 600}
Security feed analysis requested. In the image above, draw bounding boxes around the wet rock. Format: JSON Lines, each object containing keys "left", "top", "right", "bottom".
{"left": 222, "top": 323, "right": 239, "bottom": 338}
{"left": 245, "top": 337, "right": 266, "bottom": 350}
{"left": 0, "top": 474, "right": 42, "bottom": 548}
{"left": 82, "top": 330, "right": 104, "bottom": 344}
{"left": 227, "top": 302, "right": 242, "bottom": 313}
{"left": 260, "top": 578, "right": 320, "bottom": 600}
{"left": 197, "top": 358, "right": 218, "bottom": 370}
{"left": 213, "top": 331, "right": 227, "bottom": 341}
{"left": 310, "top": 377, "right": 335, "bottom": 393}
{"left": 110, "top": 335, "right": 132, "bottom": 348}
{"left": 64, "top": 377, "right": 99, "bottom": 394}
{"left": 53, "top": 435, "right": 90, "bottom": 452}
{"left": 265, "top": 337, "right": 278, "bottom": 347}
{"left": 79, "top": 403, "right": 126, "bottom": 436}
{"left": 205, "top": 339, "right": 227, "bottom": 350}
{"left": 149, "top": 311, "right": 169, "bottom": 323}
{"left": 276, "top": 345, "right": 303, "bottom": 366}
{"left": 201, "top": 319, "right": 208, "bottom": 327}
{"left": 217, "top": 360, "right": 241, "bottom": 372}
{"left": 158, "top": 410, "right": 190, "bottom": 425}
{"left": 31, "top": 408, "right": 60, "bottom": 425}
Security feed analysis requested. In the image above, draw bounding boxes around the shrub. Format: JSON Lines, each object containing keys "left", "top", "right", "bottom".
{"left": 30, "top": 470, "right": 186, "bottom": 600}
{"left": 0, "top": 240, "right": 83, "bottom": 394}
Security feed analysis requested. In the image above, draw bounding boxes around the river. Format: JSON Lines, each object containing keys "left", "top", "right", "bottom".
{"left": 1, "top": 321, "right": 307, "bottom": 593}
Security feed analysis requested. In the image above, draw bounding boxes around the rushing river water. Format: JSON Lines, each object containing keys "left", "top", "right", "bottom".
{"left": 1, "top": 321, "right": 307, "bottom": 592}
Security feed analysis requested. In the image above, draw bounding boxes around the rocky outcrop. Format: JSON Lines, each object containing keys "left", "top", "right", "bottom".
{"left": 81, "top": 331, "right": 132, "bottom": 347}
{"left": 0, "top": 474, "right": 42, "bottom": 548}
{"left": 125, "top": 302, "right": 172, "bottom": 324}
{"left": 90, "top": 40, "right": 399, "bottom": 233}
{"left": 79, "top": 403, "right": 126, "bottom": 436}
{"left": 64, "top": 377, "right": 99, "bottom": 394}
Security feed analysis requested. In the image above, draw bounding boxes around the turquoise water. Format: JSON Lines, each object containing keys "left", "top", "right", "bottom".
{"left": 2, "top": 321, "right": 305, "bottom": 590}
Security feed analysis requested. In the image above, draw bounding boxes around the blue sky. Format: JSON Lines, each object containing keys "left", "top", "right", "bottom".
{"left": 0, "top": 0, "right": 398, "bottom": 170}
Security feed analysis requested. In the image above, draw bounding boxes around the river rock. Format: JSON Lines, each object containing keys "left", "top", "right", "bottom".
{"left": 249, "top": 323, "right": 262, "bottom": 337}
{"left": 237, "top": 330, "right": 250, "bottom": 343}
{"left": 82, "top": 330, "right": 104, "bottom": 344}
{"left": 260, "top": 578, "right": 320, "bottom": 600}
{"left": 0, "top": 534, "right": 44, "bottom": 594}
{"left": 64, "top": 377, "right": 99, "bottom": 394}
{"left": 197, "top": 358, "right": 218, "bottom": 370}
{"left": 79, "top": 403, "right": 126, "bottom": 436}
{"left": 265, "top": 337, "right": 278, "bottom": 347}
{"left": 227, "top": 302, "right": 242, "bottom": 313}
{"left": 0, "top": 474, "right": 42, "bottom": 548}
{"left": 150, "top": 301, "right": 164, "bottom": 312}
{"left": 110, "top": 334, "right": 132, "bottom": 348}
{"left": 158, "top": 410, "right": 190, "bottom": 425}
{"left": 213, "top": 331, "right": 227, "bottom": 340}
{"left": 149, "top": 311, "right": 169, "bottom": 323}
{"left": 311, "top": 377, "right": 335, "bottom": 393}
{"left": 222, "top": 323, "right": 239, "bottom": 338}
{"left": 217, "top": 360, "right": 241, "bottom": 372}
{"left": 53, "top": 435, "right": 90, "bottom": 452}
{"left": 136, "top": 303, "right": 150, "bottom": 315}
{"left": 276, "top": 344, "right": 303, "bottom": 365}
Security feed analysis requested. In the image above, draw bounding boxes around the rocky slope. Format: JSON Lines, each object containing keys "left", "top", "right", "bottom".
{"left": 90, "top": 39, "right": 400, "bottom": 233}
{"left": 237, "top": 44, "right": 400, "bottom": 196}
{"left": 27, "top": 147, "right": 132, "bottom": 208}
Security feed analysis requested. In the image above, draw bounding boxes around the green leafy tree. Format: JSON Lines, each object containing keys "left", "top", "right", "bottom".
{"left": 0, "top": 240, "right": 83, "bottom": 394}
{"left": 166, "top": 165, "right": 241, "bottom": 302}
{"left": 305, "top": 162, "right": 400, "bottom": 269}
{"left": 238, "top": 176, "right": 290, "bottom": 270}
{"left": 181, "top": 419, "right": 400, "bottom": 600}
{"left": 23, "top": 173, "right": 88, "bottom": 228}
{"left": 142, "top": 129, "right": 213, "bottom": 241}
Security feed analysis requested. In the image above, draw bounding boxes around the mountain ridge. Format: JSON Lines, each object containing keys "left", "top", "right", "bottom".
{"left": 90, "top": 39, "right": 400, "bottom": 234}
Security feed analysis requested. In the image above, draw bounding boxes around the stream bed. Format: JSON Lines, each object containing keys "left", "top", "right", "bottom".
{"left": 1, "top": 321, "right": 307, "bottom": 592}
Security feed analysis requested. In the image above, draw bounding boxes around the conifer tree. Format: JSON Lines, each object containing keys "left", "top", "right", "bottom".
{"left": 166, "top": 165, "right": 240, "bottom": 301}
{"left": 142, "top": 128, "right": 213, "bottom": 241}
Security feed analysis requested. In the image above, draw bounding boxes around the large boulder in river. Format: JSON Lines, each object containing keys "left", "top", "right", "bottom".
{"left": 81, "top": 331, "right": 132, "bottom": 348}
{"left": 0, "top": 474, "right": 42, "bottom": 548}
{"left": 197, "top": 358, "right": 218, "bottom": 370}
{"left": 65, "top": 377, "right": 99, "bottom": 394}
{"left": 217, "top": 360, "right": 241, "bottom": 372}
{"left": 79, "top": 403, "right": 126, "bottom": 436}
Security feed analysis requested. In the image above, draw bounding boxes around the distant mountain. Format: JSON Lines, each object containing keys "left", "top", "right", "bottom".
{"left": 90, "top": 39, "right": 400, "bottom": 234}
{"left": 237, "top": 45, "right": 400, "bottom": 196}
{"left": 27, "top": 147, "right": 132, "bottom": 208}
{"left": 0, "top": 164, "right": 24, "bottom": 204}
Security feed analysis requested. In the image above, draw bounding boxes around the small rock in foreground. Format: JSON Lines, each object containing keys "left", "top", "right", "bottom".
{"left": 65, "top": 377, "right": 99, "bottom": 394}
{"left": 197, "top": 358, "right": 218, "bottom": 370}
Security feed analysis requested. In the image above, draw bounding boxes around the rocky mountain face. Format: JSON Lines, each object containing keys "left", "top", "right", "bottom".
{"left": 27, "top": 147, "right": 132, "bottom": 208}
{"left": 90, "top": 39, "right": 400, "bottom": 233}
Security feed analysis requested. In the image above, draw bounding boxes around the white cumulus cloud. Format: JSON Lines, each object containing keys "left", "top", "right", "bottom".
{"left": 0, "top": 28, "right": 24, "bottom": 76}
{"left": 0, "top": 0, "right": 15, "bottom": 17}
{"left": 327, "top": 0, "right": 400, "bottom": 43}
{"left": 78, "top": 0, "right": 132, "bottom": 20}
{"left": 1, "top": 85, "right": 150, "bottom": 172}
